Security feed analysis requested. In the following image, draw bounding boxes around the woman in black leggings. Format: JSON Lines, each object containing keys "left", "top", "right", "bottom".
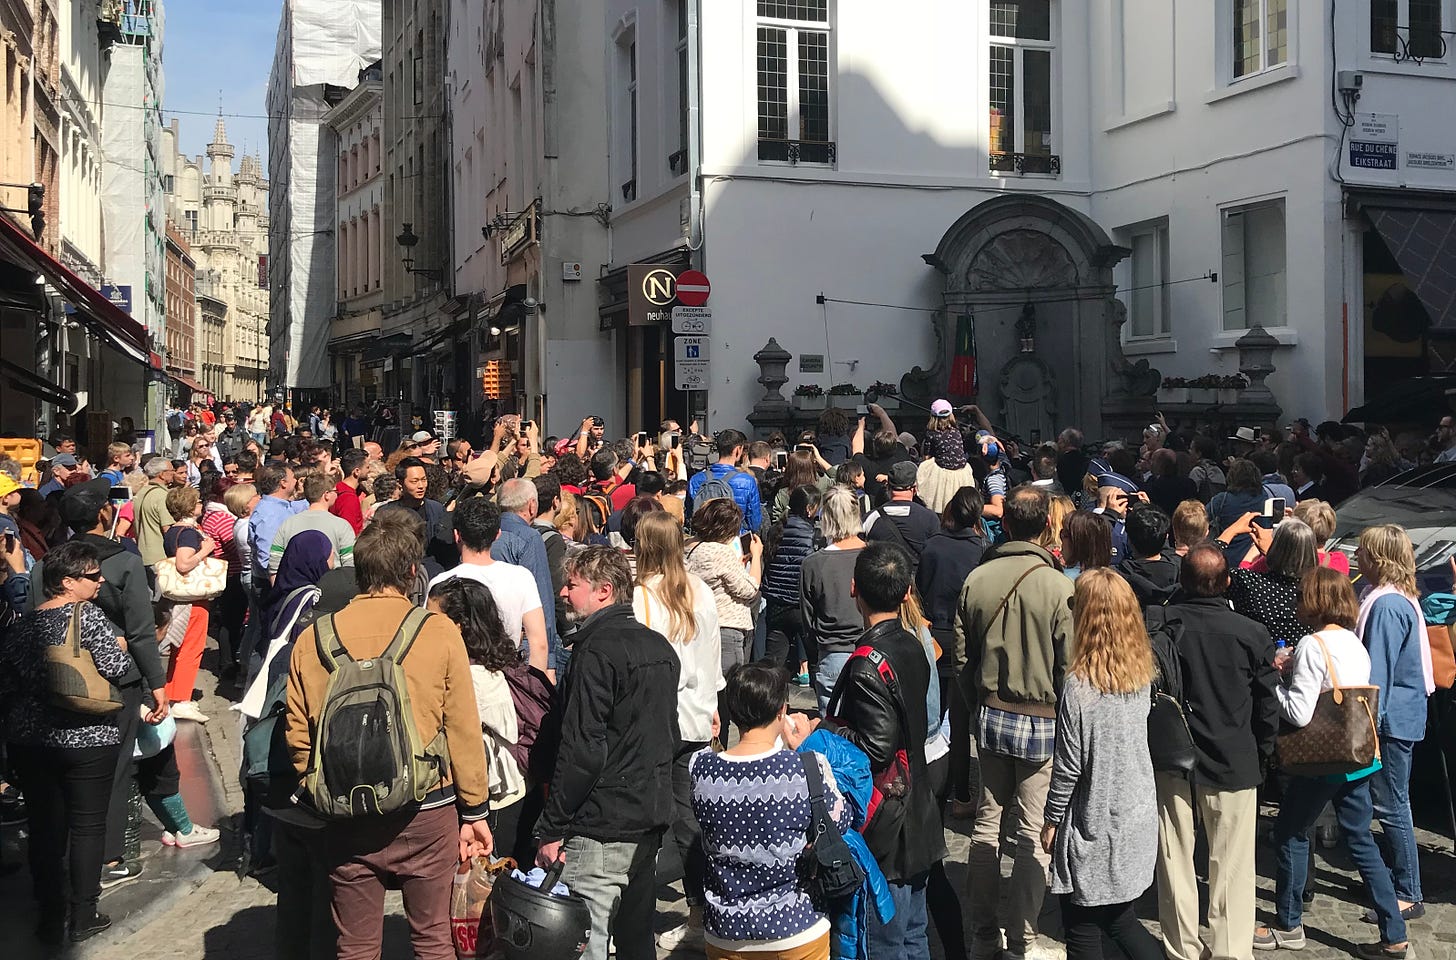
{"left": 1, "top": 542, "right": 134, "bottom": 944}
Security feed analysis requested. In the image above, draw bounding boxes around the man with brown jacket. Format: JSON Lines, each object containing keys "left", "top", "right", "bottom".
{"left": 286, "top": 509, "right": 492, "bottom": 960}
{"left": 953, "top": 485, "right": 1075, "bottom": 960}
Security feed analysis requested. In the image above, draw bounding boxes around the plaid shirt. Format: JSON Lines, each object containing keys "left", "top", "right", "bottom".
{"left": 978, "top": 705, "right": 1056, "bottom": 764}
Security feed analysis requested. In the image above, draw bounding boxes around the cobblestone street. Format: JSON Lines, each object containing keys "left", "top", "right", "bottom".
{"left": 5, "top": 658, "right": 1451, "bottom": 960}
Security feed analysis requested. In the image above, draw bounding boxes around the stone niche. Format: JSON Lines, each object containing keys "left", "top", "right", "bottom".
{"left": 903, "top": 194, "right": 1159, "bottom": 441}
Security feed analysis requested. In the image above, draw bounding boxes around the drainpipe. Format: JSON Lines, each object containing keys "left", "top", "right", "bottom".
{"left": 536, "top": 0, "right": 559, "bottom": 423}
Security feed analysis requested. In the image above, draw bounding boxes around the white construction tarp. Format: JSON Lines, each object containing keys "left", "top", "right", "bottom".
{"left": 267, "top": 0, "right": 381, "bottom": 390}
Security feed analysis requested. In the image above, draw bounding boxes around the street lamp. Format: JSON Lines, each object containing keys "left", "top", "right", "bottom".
{"left": 395, "top": 222, "right": 443, "bottom": 282}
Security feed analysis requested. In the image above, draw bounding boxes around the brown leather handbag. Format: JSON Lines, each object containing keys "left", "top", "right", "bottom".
{"left": 1277, "top": 633, "right": 1380, "bottom": 777}
{"left": 45, "top": 603, "right": 124, "bottom": 716}
{"left": 1425, "top": 622, "right": 1456, "bottom": 689}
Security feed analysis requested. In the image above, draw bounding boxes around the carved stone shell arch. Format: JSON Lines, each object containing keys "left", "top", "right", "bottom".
{"left": 966, "top": 229, "right": 1078, "bottom": 291}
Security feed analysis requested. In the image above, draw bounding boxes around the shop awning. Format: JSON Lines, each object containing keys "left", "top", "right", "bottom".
{"left": 0, "top": 357, "right": 78, "bottom": 412}
{"left": 0, "top": 214, "right": 158, "bottom": 367}
{"left": 1365, "top": 206, "right": 1456, "bottom": 328}
{"left": 171, "top": 373, "right": 209, "bottom": 394}
{"left": 361, "top": 333, "right": 413, "bottom": 362}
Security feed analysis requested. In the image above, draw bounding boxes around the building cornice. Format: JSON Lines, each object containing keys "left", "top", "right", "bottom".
{"left": 323, "top": 80, "right": 383, "bottom": 132}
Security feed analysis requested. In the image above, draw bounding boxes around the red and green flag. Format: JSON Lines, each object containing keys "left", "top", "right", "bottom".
{"left": 948, "top": 313, "right": 978, "bottom": 396}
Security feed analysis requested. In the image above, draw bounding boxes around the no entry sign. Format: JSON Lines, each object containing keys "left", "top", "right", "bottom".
{"left": 676, "top": 269, "right": 711, "bottom": 307}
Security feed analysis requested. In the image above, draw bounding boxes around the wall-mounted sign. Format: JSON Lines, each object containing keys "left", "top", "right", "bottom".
{"left": 500, "top": 202, "right": 539, "bottom": 263}
{"left": 674, "top": 335, "right": 709, "bottom": 362}
{"left": 101, "top": 284, "right": 133, "bottom": 314}
{"left": 627, "top": 262, "right": 681, "bottom": 326}
{"left": 671, "top": 306, "right": 711, "bottom": 334}
{"left": 1408, "top": 152, "right": 1455, "bottom": 171}
{"left": 1350, "top": 141, "right": 1397, "bottom": 170}
{"left": 799, "top": 354, "right": 825, "bottom": 373}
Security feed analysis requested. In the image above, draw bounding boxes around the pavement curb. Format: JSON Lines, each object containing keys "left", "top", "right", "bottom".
{"left": 76, "top": 672, "right": 242, "bottom": 957}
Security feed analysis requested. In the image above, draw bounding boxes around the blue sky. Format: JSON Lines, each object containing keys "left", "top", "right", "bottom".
{"left": 162, "top": 1, "right": 279, "bottom": 164}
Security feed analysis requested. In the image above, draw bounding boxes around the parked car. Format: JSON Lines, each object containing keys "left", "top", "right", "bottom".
{"left": 1328, "top": 464, "right": 1456, "bottom": 595}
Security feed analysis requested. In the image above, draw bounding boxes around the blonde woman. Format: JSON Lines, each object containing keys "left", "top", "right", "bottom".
{"left": 1041, "top": 568, "right": 1161, "bottom": 960}
{"left": 1355, "top": 524, "right": 1432, "bottom": 922}
{"left": 1038, "top": 494, "right": 1075, "bottom": 564}
{"left": 632, "top": 510, "right": 722, "bottom": 950}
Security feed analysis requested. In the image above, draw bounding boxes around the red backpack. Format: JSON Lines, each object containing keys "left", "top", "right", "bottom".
{"left": 827, "top": 644, "right": 911, "bottom": 830}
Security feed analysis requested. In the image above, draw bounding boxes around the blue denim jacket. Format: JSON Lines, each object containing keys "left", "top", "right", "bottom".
{"left": 1363, "top": 594, "right": 1429, "bottom": 742}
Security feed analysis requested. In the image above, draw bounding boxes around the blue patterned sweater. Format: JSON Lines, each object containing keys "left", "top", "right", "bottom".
{"left": 690, "top": 746, "right": 850, "bottom": 944}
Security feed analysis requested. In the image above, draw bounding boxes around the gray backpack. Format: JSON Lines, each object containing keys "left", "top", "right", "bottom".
{"left": 303, "top": 608, "right": 450, "bottom": 819}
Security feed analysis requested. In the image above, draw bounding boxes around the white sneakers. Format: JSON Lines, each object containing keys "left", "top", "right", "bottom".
{"left": 163, "top": 825, "right": 221, "bottom": 848}
{"left": 170, "top": 701, "right": 210, "bottom": 724}
{"left": 656, "top": 907, "right": 706, "bottom": 950}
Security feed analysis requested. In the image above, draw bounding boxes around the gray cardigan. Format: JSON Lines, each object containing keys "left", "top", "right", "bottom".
{"left": 1044, "top": 674, "right": 1158, "bottom": 906}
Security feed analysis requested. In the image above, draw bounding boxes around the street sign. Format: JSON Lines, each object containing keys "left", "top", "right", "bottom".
{"left": 674, "top": 335, "right": 709, "bottom": 361}
{"left": 676, "top": 269, "right": 711, "bottom": 307}
{"left": 675, "top": 360, "right": 709, "bottom": 390}
{"left": 671, "top": 306, "right": 712, "bottom": 334}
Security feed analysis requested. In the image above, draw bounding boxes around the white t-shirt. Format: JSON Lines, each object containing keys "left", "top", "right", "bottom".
{"left": 427, "top": 560, "right": 542, "bottom": 643}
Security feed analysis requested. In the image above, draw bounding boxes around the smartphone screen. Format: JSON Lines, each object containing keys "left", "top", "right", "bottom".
{"left": 774, "top": 451, "right": 788, "bottom": 470}
{"left": 636, "top": 431, "right": 649, "bottom": 445}
{"left": 739, "top": 533, "right": 754, "bottom": 554}
{"left": 109, "top": 487, "right": 131, "bottom": 503}
{"left": 795, "top": 443, "right": 814, "bottom": 452}
{"left": 1263, "top": 497, "right": 1285, "bottom": 519}
{"left": 668, "top": 433, "right": 681, "bottom": 449}
{"left": 1253, "top": 514, "right": 1276, "bottom": 530}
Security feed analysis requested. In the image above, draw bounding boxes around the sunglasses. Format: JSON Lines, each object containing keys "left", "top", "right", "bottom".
{"left": 77, "top": 570, "right": 103, "bottom": 582}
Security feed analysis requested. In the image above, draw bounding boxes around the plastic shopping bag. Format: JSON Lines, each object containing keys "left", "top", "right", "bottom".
{"left": 450, "top": 856, "right": 516, "bottom": 960}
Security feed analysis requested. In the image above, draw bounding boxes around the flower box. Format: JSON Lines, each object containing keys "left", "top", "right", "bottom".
{"left": 1156, "top": 387, "right": 1189, "bottom": 405}
{"left": 1188, "top": 388, "right": 1217, "bottom": 404}
{"left": 795, "top": 394, "right": 826, "bottom": 411}
{"left": 1216, "top": 388, "right": 1242, "bottom": 405}
{"left": 829, "top": 393, "right": 863, "bottom": 410}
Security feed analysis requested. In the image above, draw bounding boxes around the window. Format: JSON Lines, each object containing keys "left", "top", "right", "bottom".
{"left": 756, "top": 1, "right": 833, "bottom": 164}
{"left": 670, "top": 0, "right": 690, "bottom": 174}
{"left": 1232, "top": 0, "right": 1287, "bottom": 79}
{"left": 1221, "top": 201, "right": 1286, "bottom": 331}
{"left": 988, "top": 1, "right": 1057, "bottom": 175}
{"left": 1372, "top": 0, "right": 1446, "bottom": 59}
{"left": 1123, "top": 221, "right": 1170, "bottom": 339}
{"left": 185, "top": 209, "right": 197, "bottom": 235}
{"left": 617, "top": 39, "right": 639, "bottom": 200}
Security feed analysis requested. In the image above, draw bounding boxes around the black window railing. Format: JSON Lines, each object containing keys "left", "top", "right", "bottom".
{"left": 990, "top": 152, "right": 1061, "bottom": 176}
{"left": 757, "top": 139, "right": 836, "bottom": 164}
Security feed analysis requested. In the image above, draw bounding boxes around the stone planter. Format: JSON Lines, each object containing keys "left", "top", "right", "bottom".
{"left": 828, "top": 393, "right": 863, "bottom": 410}
{"left": 1187, "top": 388, "right": 1217, "bottom": 404}
{"left": 794, "top": 395, "right": 826, "bottom": 411}
{"left": 1216, "top": 388, "right": 1242, "bottom": 405}
{"left": 1156, "top": 387, "right": 1189, "bottom": 405}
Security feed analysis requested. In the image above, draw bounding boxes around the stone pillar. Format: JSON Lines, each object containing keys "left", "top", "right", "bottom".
{"left": 747, "top": 338, "right": 792, "bottom": 439}
{"left": 1236, "top": 324, "right": 1280, "bottom": 406}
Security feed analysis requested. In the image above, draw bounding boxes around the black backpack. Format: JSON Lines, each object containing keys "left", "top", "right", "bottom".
{"left": 795, "top": 752, "right": 866, "bottom": 909}
{"left": 1145, "top": 606, "right": 1197, "bottom": 774}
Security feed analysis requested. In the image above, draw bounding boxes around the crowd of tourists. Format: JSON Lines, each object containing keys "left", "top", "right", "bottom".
{"left": 0, "top": 397, "right": 1450, "bottom": 960}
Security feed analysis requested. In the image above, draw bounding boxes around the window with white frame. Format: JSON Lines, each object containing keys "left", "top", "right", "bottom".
{"left": 1231, "top": 0, "right": 1288, "bottom": 79}
{"left": 669, "top": 0, "right": 689, "bottom": 175}
{"left": 756, "top": 1, "right": 833, "bottom": 164}
{"left": 1123, "top": 221, "right": 1170, "bottom": 339}
{"left": 988, "top": 0, "right": 1057, "bottom": 176}
{"left": 1221, "top": 201, "right": 1286, "bottom": 331}
{"left": 1372, "top": 0, "right": 1447, "bottom": 59}
{"left": 627, "top": 41, "right": 639, "bottom": 198}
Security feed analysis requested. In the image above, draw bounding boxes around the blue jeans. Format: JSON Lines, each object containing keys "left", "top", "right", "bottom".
{"left": 815, "top": 651, "right": 852, "bottom": 714}
{"left": 1371, "top": 735, "right": 1422, "bottom": 903}
{"left": 868, "top": 874, "right": 930, "bottom": 959}
{"left": 1275, "top": 774, "right": 1406, "bottom": 944}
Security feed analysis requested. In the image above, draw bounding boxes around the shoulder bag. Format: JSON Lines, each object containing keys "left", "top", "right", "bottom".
{"left": 45, "top": 602, "right": 125, "bottom": 715}
{"left": 155, "top": 524, "right": 228, "bottom": 602}
{"left": 795, "top": 751, "right": 866, "bottom": 909}
{"left": 1276, "top": 633, "right": 1381, "bottom": 776}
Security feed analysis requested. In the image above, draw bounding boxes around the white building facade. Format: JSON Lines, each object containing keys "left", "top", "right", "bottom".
{"left": 576, "top": 0, "right": 1456, "bottom": 435}
{"left": 267, "top": 0, "right": 380, "bottom": 396}
{"left": 446, "top": 0, "right": 612, "bottom": 434}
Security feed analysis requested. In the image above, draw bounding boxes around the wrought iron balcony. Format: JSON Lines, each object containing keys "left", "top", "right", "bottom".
{"left": 757, "top": 139, "right": 836, "bottom": 165}
{"left": 989, "top": 152, "right": 1062, "bottom": 176}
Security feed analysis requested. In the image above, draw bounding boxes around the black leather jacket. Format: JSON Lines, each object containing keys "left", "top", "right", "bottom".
{"left": 822, "top": 619, "right": 946, "bottom": 881}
